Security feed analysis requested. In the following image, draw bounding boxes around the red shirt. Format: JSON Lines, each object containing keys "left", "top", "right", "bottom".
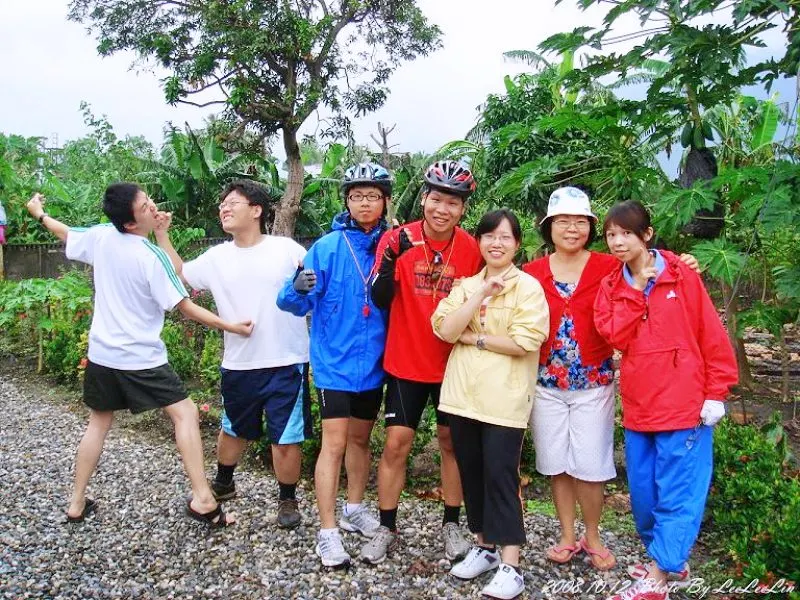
{"left": 523, "top": 252, "right": 617, "bottom": 367}
{"left": 375, "top": 221, "right": 483, "bottom": 383}
{"left": 594, "top": 251, "right": 738, "bottom": 431}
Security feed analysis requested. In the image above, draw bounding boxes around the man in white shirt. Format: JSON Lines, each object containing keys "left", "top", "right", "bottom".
{"left": 26, "top": 184, "right": 253, "bottom": 528}
{"left": 155, "top": 180, "right": 311, "bottom": 529}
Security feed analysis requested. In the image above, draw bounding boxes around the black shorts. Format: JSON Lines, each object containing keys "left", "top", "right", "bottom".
{"left": 83, "top": 361, "right": 187, "bottom": 414}
{"left": 317, "top": 387, "right": 383, "bottom": 421}
{"left": 384, "top": 376, "right": 448, "bottom": 430}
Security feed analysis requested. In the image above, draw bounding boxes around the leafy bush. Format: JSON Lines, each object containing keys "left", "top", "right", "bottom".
{"left": 161, "top": 320, "right": 201, "bottom": 382}
{"left": 0, "top": 271, "right": 93, "bottom": 381}
{"left": 708, "top": 417, "right": 799, "bottom": 587}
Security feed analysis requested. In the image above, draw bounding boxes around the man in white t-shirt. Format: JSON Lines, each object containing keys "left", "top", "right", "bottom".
{"left": 155, "top": 180, "right": 311, "bottom": 529}
{"left": 26, "top": 184, "right": 253, "bottom": 528}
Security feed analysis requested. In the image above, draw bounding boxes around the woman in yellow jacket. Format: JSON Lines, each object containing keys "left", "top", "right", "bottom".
{"left": 432, "top": 209, "right": 549, "bottom": 600}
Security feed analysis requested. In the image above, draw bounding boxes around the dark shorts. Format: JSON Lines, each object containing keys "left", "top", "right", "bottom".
{"left": 317, "top": 387, "right": 383, "bottom": 421}
{"left": 83, "top": 361, "right": 187, "bottom": 414}
{"left": 220, "top": 364, "right": 312, "bottom": 444}
{"left": 384, "top": 376, "right": 448, "bottom": 430}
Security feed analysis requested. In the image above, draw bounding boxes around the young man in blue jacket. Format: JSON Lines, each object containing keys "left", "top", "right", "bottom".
{"left": 278, "top": 163, "right": 391, "bottom": 568}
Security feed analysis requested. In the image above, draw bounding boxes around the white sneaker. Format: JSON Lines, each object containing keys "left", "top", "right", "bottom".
{"left": 442, "top": 521, "right": 471, "bottom": 561}
{"left": 339, "top": 506, "right": 380, "bottom": 538}
{"left": 450, "top": 546, "right": 500, "bottom": 580}
{"left": 481, "top": 563, "right": 524, "bottom": 599}
{"left": 315, "top": 530, "right": 351, "bottom": 568}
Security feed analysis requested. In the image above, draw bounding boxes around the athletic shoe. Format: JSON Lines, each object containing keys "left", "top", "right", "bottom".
{"left": 210, "top": 479, "right": 236, "bottom": 501}
{"left": 481, "top": 563, "right": 525, "bottom": 599}
{"left": 449, "top": 546, "right": 500, "bottom": 580}
{"left": 628, "top": 563, "right": 690, "bottom": 587}
{"left": 607, "top": 579, "right": 670, "bottom": 600}
{"left": 442, "top": 522, "right": 471, "bottom": 561}
{"left": 276, "top": 499, "right": 302, "bottom": 529}
{"left": 339, "top": 506, "right": 380, "bottom": 538}
{"left": 359, "top": 525, "right": 397, "bottom": 564}
{"left": 316, "top": 530, "right": 351, "bottom": 568}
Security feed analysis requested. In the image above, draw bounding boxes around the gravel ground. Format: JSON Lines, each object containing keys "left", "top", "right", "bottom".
{"left": 0, "top": 372, "right": 687, "bottom": 600}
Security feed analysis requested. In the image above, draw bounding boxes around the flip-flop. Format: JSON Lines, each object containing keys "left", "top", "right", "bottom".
{"left": 546, "top": 542, "right": 581, "bottom": 564}
{"left": 185, "top": 499, "right": 234, "bottom": 529}
{"left": 66, "top": 498, "right": 97, "bottom": 523}
{"left": 579, "top": 537, "right": 616, "bottom": 571}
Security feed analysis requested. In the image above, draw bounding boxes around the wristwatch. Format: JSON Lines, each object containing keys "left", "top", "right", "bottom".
{"left": 38, "top": 213, "right": 49, "bottom": 224}
{"left": 476, "top": 335, "right": 486, "bottom": 351}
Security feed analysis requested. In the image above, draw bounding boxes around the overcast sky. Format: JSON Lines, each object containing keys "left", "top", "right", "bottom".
{"left": 1, "top": 0, "right": 793, "bottom": 158}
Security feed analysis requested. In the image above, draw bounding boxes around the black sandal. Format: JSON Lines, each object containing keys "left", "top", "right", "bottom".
{"left": 66, "top": 498, "right": 97, "bottom": 523}
{"left": 185, "top": 500, "right": 233, "bottom": 529}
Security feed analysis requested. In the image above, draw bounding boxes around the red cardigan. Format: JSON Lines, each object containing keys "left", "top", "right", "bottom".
{"left": 594, "top": 251, "right": 738, "bottom": 431}
{"left": 523, "top": 251, "right": 617, "bottom": 367}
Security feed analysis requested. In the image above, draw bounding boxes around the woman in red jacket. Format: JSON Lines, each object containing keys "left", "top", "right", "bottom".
{"left": 594, "top": 201, "right": 737, "bottom": 600}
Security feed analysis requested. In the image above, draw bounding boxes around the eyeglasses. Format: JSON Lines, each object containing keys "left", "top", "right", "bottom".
{"left": 348, "top": 193, "right": 383, "bottom": 203}
{"left": 480, "top": 233, "right": 516, "bottom": 244}
{"left": 218, "top": 200, "right": 252, "bottom": 211}
{"left": 552, "top": 218, "right": 591, "bottom": 230}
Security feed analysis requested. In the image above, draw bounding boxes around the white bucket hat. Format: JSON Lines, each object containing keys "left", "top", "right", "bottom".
{"left": 540, "top": 186, "right": 597, "bottom": 224}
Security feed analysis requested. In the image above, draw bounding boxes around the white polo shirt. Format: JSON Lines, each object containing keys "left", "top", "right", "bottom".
{"left": 66, "top": 224, "right": 188, "bottom": 370}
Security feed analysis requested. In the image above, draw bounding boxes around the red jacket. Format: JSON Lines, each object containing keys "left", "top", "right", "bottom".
{"left": 523, "top": 252, "right": 617, "bottom": 367}
{"left": 594, "top": 251, "right": 738, "bottom": 432}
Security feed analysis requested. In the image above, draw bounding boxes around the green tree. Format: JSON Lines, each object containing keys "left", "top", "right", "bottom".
{"left": 68, "top": 0, "right": 442, "bottom": 236}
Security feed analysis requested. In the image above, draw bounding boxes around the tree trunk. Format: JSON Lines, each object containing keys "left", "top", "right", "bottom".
{"left": 780, "top": 326, "right": 789, "bottom": 404}
{"left": 272, "top": 128, "right": 304, "bottom": 237}
{"left": 721, "top": 282, "right": 756, "bottom": 399}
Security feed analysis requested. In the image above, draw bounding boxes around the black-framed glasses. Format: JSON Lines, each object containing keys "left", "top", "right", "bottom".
{"left": 348, "top": 192, "right": 384, "bottom": 203}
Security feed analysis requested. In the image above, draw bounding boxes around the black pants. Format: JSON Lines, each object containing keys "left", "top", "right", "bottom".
{"left": 449, "top": 414, "right": 526, "bottom": 546}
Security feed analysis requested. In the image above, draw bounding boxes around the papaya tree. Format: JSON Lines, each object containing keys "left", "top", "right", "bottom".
{"left": 68, "top": 0, "right": 441, "bottom": 236}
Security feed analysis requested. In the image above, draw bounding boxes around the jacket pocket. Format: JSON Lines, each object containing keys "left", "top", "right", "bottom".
{"left": 620, "top": 347, "right": 680, "bottom": 406}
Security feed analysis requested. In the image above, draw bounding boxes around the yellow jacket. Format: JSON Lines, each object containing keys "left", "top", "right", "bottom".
{"left": 431, "top": 266, "right": 549, "bottom": 429}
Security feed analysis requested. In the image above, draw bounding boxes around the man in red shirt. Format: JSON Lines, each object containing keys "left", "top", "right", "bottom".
{"left": 361, "top": 161, "right": 483, "bottom": 565}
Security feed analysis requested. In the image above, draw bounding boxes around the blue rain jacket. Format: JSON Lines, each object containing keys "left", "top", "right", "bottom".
{"left": 277, "top": 212, "right": 388, "bottom": 392}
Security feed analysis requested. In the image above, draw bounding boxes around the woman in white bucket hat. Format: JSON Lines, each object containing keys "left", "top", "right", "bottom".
{"left": 523, "top": 187, "right": 698, "bottom": 571}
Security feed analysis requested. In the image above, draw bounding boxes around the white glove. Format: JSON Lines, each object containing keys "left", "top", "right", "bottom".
{"left": 700, "top": 400, "right": 726, "bottom": 427}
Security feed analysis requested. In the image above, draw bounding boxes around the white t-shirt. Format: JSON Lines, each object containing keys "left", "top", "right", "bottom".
{"left": 66, "top": 225, "right": 188, "bottom": 370}
{"left": 183, "top": 235, "right": 310, "bottom": 370}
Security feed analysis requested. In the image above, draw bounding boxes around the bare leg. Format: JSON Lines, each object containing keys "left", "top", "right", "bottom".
{"left": 315, "top": 418, "right": 348, "bottom": 529}
{"left": 500, "top": 545, "right": 520, "bottom": 567}
{"left": 67, "top": 409, "right": 114, "bottom": 518}
{"left": 550, "top": 473, "right": 578, "bottom": 558}
{"left": 272, "top": 443, "right": 302, "bottom": 484}
{"left": 377, "top": 426, "right": 414, "bottom": 511}
{"left": 575, "top": 478, "right": 614, "bottom": 567}
{"left": 345, "top": 417, "right": 374, "bottom": 504}
{"left": 164, "top": 399, "right": 233, "bottom": 523}
{"left": 217, "top": 430, "right": 247, "bottom": 466}
{"left": 437, "top": 424, "right": 463, "bottom": 509}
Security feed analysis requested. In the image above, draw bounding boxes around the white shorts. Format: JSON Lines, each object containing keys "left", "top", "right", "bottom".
{"left": 531, "top": 384, "right": 617, "bottom": 482}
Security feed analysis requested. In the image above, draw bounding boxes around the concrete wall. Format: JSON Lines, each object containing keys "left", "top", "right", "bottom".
{"left": 1, "top": 237, "right": 317, "bottom": 281}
